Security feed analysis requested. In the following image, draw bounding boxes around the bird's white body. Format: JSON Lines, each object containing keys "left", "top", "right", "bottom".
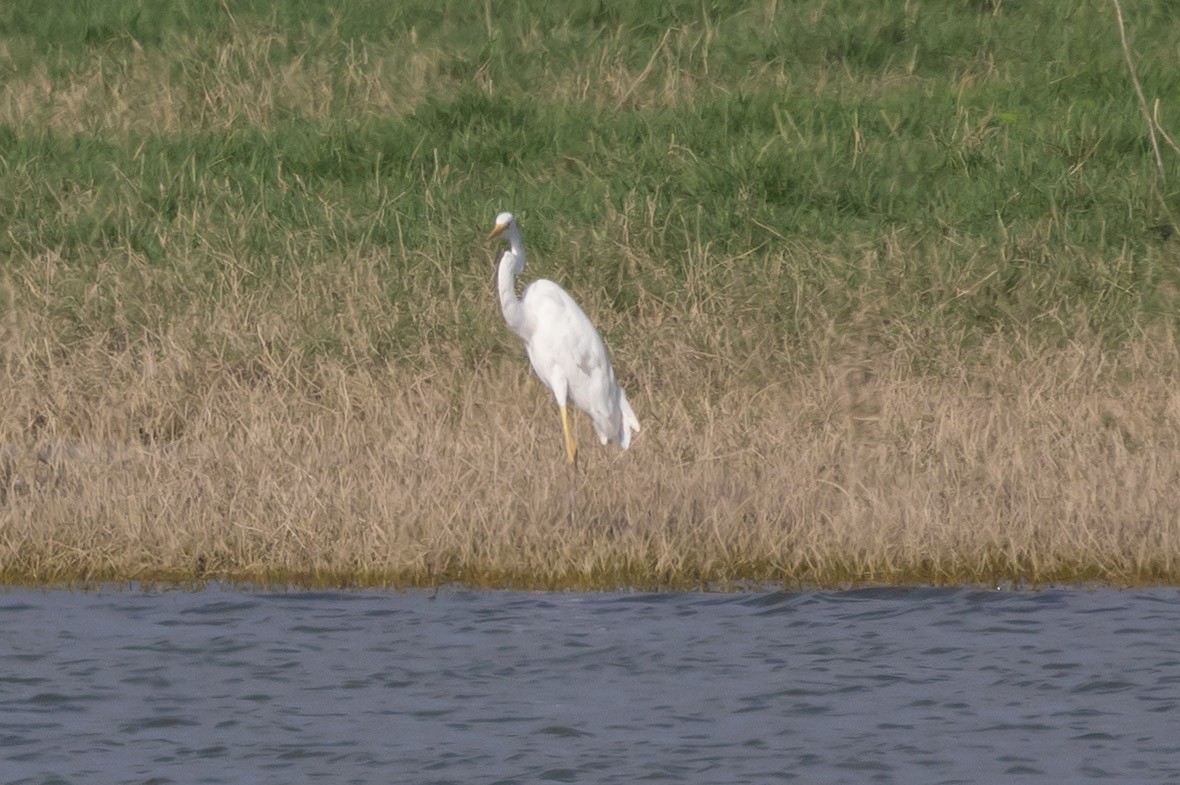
{"left": 489, "top": 212, "right": 639, "bottom": 461}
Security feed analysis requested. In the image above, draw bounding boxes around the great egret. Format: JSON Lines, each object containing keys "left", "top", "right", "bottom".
{"left": 487, "top": 211, "right": 640, "bottom": 465}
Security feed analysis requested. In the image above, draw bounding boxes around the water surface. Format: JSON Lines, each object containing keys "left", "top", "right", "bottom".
{"left": 2, "top": 586, "right": 1178, "bottom": 784}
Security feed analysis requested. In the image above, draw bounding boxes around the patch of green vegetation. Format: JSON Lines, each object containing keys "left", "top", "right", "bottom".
{"left": 1, "top": 0, "right": 1178, "bottom": 363}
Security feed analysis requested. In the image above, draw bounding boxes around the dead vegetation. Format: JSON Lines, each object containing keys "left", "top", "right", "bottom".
{"left": 3, "top": 297, "right": 1179, "bottom": 588}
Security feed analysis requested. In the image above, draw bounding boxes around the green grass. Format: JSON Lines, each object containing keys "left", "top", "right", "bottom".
{"left": 2, "top": 1, "right": 1178, "bottom": 358}
{"left": 2, "top": 0, "right": 1180, "bottom": 588}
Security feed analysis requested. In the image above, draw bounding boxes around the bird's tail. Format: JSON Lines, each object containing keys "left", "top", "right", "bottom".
{"left": 618, "top": 390, "right": 640, "bottom": 449}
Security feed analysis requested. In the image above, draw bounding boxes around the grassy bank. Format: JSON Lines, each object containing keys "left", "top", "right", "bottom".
{"left": 1, "top": 0, "right": 1179, "bottom": 588}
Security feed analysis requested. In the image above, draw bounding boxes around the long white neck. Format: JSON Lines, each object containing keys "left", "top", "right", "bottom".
{"left": 496, "top": 226, "right": 529, "bottom": 339}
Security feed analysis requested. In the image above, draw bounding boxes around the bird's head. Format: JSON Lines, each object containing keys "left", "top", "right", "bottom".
{"left": 486, "top": 212, "right": 516, "bottom": 242}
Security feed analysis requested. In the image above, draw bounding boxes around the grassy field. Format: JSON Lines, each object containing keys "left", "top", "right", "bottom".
{"left": 1, "top": 0, "right": 1179, "bottom": 588}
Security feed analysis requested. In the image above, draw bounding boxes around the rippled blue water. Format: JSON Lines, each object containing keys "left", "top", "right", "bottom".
{"left": 2, "top": 585, "right": 1179, "bottom": 784}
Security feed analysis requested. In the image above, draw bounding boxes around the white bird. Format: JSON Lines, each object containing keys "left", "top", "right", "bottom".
{"left": 487, "top": 211, "right": 639, "bottom": 466}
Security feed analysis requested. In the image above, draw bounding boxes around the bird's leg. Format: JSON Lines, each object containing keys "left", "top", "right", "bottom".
{"left": 559, "top": 402, "right": 578, "bottom": 467}
{"left": 560, "top": 403, "right": 579, "bottom": 525}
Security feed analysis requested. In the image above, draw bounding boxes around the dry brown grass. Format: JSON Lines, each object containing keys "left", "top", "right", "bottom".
{"left": 3, "top": 276, "right": 1179, "bottom": 589}
{"left": 0, "top": 27, "right": 444, "bottom": 134}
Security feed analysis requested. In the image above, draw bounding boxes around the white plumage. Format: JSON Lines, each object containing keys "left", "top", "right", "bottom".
{"left": 487, "top": 211, "right": 639, "bottom": 465}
